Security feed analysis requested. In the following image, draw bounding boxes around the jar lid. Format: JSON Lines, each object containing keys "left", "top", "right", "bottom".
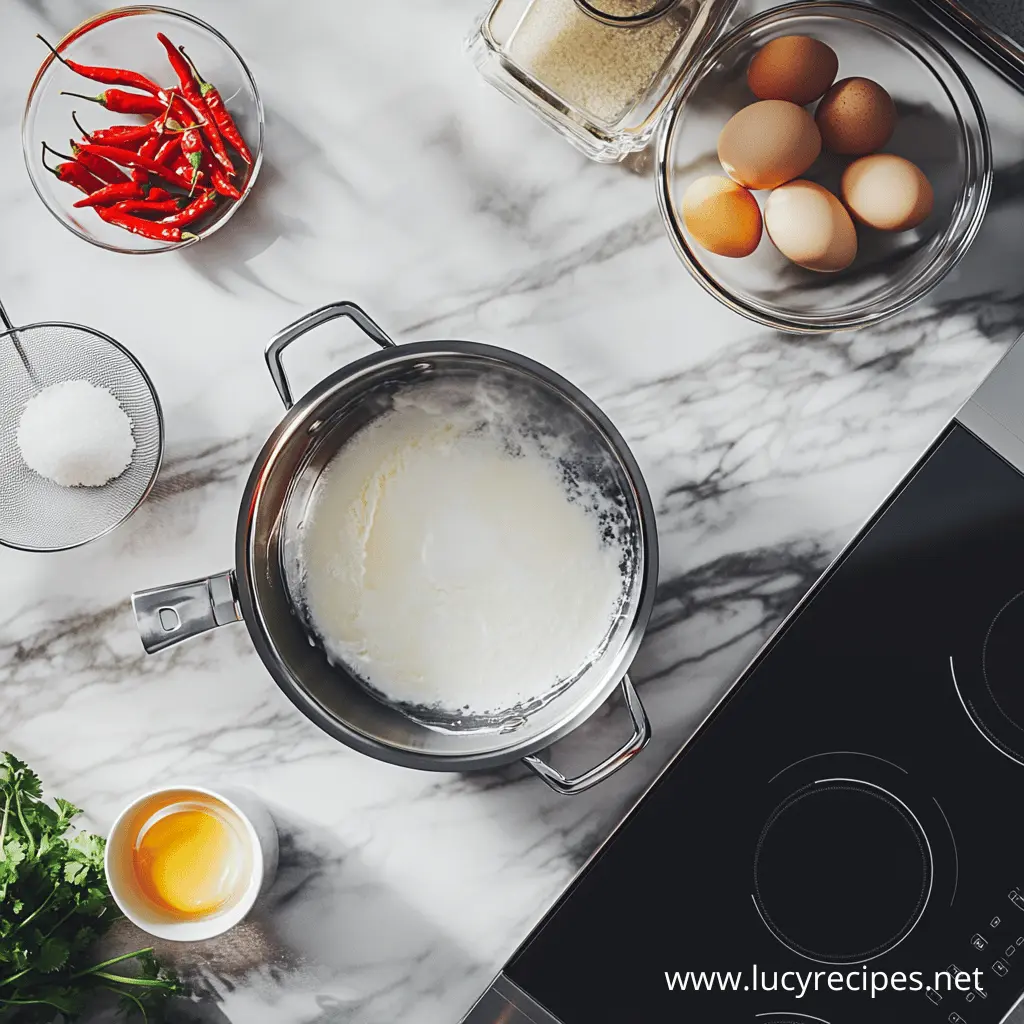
{"left": 571, "top": 0, "right": 677, "bottom": 27}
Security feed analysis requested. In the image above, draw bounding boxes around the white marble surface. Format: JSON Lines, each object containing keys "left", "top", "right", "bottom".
{"left": 2, "top": 1, "right": 1024, "bottom": 1022}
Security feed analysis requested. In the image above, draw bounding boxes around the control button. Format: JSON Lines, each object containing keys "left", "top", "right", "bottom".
{"left": 992, "top": 916, "right": 1003, "bottom": 928}
{"left": 1008, "top": 945, "right": 1016, "bottom": 957}
{"left": 972, "top": 934, "right": 988, "bottom": 951}
{"left": 926, "top": 988, "right": 942, "bottom": 1005}
{"left": 966, "top": 992, "right": 976, "bottom": 1003}
{"left": 992, "top": 960, "right": 1009, "bottom": 977}
{"left": 949, "top": 1013, "right": 967, "bottom": 1023}
{"left": 976, "top": 983, "right": 988, "bottom": 999}
{"left": 1010, "top": 891, "right": 1024, "bottom": 912}
{"left": 1017, "top": 937, "right": 1024, "bottom": 947}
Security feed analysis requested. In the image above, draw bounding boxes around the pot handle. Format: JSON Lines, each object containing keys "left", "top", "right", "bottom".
{"left": 265, "top": 300, "right": 395, "bottom": 409}
{"left": 131, "top": 571, "right": 241, "bottom": 654}
{"left": 522, "top": 675, "right": 650, "bottom": 796}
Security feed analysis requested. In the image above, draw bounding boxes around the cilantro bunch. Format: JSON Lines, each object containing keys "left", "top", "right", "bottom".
{"left": 0, "top": 754, "right": 178, "bottom": 1022}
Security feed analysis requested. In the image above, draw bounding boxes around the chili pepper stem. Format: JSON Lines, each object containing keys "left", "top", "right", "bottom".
{"left": 165, "top": 118, "right": 208, "bottom": 133}
{"left": 36, "top": 35, "right": 72, "bottom": 70}
{"left": 42, "top": 141, "right": 75, "bottom": 164}
{"left": 40, "top": 141, "right": 60, "bottom": 176}
{"left": 70, "top": 111, "right": 92, "bottom": 141}
{"left": 177, "top": 46, "right": 210, "bottom": 91}
{"left": 60, "top": 90, "right": 104, "bottom": 105}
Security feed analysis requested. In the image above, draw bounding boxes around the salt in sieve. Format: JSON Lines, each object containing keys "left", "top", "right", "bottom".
{"left": 0, "top": 296, "right": 163, "bottom": 552}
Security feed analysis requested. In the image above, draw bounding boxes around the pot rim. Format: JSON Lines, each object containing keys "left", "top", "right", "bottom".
{"left": 234, "top": 337, "right": 660, "bottom": 772}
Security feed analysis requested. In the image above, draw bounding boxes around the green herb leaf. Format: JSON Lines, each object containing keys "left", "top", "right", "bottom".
{"left": 0, "top": 753, "right": 175, "bottom": 1021}
{"left": 36, "top": 936, "right": 70, "bottom": 973}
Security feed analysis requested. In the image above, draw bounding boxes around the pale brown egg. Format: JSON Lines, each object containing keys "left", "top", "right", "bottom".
{"left": 681, "top": 176, "right": 763, "bottom": 258}
{"left": 747, "top": 35, "right": 839, "bottom": 106}
{"left": 815, "top": 77, "right": 896, "bottom": 155}
{"left": 718, "top": 100, "right": 822, "bottom": 191}
{"left": 841, "top": 154, "right": 934, "bottom": 231}
{"left": 764, "top": 180, "right": 858, "bottom": 272}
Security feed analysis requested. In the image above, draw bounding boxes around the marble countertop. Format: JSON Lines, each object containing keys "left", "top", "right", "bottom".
{"left": 2, "top": 1, "right": 1024, "bottom": 1022}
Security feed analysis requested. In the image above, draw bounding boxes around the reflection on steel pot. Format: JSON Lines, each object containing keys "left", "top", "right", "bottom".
{"left": 131, "top": 302, "right": 659, "bottom": 795}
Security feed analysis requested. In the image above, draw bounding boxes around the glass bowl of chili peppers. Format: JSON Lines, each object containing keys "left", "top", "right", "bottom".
{"left": 22, "top": 6, "right": 264, "bottom": 254}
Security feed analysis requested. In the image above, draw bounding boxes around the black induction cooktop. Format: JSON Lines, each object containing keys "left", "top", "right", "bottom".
{"left": 463, "top": 337, "right": 1024, "bottom": 1024}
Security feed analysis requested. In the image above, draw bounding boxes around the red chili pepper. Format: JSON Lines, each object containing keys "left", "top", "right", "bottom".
{"left": 38, "top": 35, "right": 162, "bottom": 94}
{"left": 159, "top": 189, "right": 217, "bottom": 227}
{"left": 155, "top": 135, "right": 182, "bottom": 165}
{"left": 109, "top": 198, "right": 182, "bottom": 216}
{"left": 132, "top": 134, "right": 162, "bottom": 183}
{"left": 41, "top": 142, "right": 103, "bottom": 194}
{"left": 77, "top": 142, "right": 182, "bottom": 186}
{"left": 61, "top": 88, "right": 167, "bottom": 116}
{"left": 176, "top": 124, "right": 206, "bottom": 190}
{"left": 71, "top": 110, "right": 147, "bottom": 149}
{"left": 68, "top": 140, "right": 130, "bottom": 184}
{"left": 73, "top": 180, "right": 172, "bottom": 208}
{"left": 95, "top": 204, "right": 195, "bottom": 242}
{"left": 179, "top": 47, "right": 253, "bottom": 165}
{"left": 201, "top": 151, "right": 242, "bottom": 200}
{"left": 156, "top": 33, "right": 235, "bottom": 177}
{"left": 169, "top": 153, "right": 204, "bottom": 188}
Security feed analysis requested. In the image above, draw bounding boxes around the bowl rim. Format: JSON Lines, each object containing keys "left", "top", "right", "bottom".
{"left": 655, "top": 0, "right": 994, "bottom": 334}
{"left": 0, "top": 319, "right": 165, "bottom": 552}
{"left": 104, "top": 783, "right": 268, "bottom": 941}
{"left": 21, "top": 4, "right": 265, "bottom": 256}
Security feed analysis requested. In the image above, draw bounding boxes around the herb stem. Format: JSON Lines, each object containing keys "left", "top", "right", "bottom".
{"left": 71, "top": 948, "right": 154, "bottom": 979}
{"left": 90, "top": 971, "right": 175, "bottom": 989}
{"left": 0, "top": 792, "right": 11, "bottom": 858}
{"left": 39, "top": 902, "right": 80, "bottom": 940}
{"left": 0, "top": 967, "right": 31, "bottom": 989}
{"left": 102, "top": 984, "right": 150, "bottom": 1024}
{"left": 13, "top": 785, "right": 35, "bottom": 857}
{"left": 0, "top": 995, "right": 71, "bottom": 1011}
{"left": 15, "top": 881, "right": 59, "bottom": 932}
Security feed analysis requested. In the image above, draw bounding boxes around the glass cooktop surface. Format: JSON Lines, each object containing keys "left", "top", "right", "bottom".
{"left": 506, "top": 424, "right": 1024, "bottom": 1024}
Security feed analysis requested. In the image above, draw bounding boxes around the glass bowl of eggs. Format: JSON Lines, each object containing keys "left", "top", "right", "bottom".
{"left": 656, "top": 0, "right": 992, "bottom": 333}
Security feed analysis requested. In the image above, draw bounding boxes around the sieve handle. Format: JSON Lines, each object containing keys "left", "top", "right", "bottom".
{"left": 265, "top": 300, "right": 395, "bottom": 409}
{"left": 131, "top": 571, "right": 241, "bottom": 654}
{"left": 522, "top": 675, "right": 650, "bottom": 796}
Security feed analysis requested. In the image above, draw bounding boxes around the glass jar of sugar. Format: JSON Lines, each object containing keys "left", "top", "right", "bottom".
{"left": 467, "top": 0, "right": 737, "bottom": 161}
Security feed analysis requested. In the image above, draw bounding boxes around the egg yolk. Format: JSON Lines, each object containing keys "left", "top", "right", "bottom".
{"left": 132, "top": 808, "right": 239, "bottom": 917}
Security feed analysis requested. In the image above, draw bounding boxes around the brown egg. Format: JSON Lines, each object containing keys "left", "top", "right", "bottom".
{"left": 747, "top": 35, "right": 839, "bottom": 106}
{"left": 681, "top": 176, "right": 763, "bottom": 258}
{"left": 764, "top": 180, "right": 858, "bottom": 272}
{"left": 718, "top": 100, "right": 822, "bottom": 191}
{"left": 841, "top": 154, "right": 934, "bottom": 231}
{"left": 815, "top": 77, "right": 896, "bottom": 155}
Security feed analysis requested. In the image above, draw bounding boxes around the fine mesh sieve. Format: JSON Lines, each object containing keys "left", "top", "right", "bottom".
{"left": 0, "top": 299, "right": 163, "bottom": 552}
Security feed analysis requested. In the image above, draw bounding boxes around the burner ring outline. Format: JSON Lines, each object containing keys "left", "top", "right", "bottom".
{"left": 752, "top": 778, "right": 933, "bottom": 965}
{"left": 982, "top": 591, "right": 1024, "bottom": 734}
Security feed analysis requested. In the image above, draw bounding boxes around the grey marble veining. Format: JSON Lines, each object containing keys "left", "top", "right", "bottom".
{"left": 2, "top": 1, "right": 1024, "bottom": 1022}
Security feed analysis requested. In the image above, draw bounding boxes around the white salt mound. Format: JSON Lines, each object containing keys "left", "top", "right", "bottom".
{"left": 17, "top": 379, "right": 135, "bottom": 487}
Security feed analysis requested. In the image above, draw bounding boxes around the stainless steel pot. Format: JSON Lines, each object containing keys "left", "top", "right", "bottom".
{"left": 132, "top": 302, "right": 659, "bottom": 795}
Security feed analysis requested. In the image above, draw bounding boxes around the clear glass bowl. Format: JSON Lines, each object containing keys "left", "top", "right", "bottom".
{"left": 22, "top": 6, "right": 264, "bottom": 255}
{"left": 656, "top": 1, "right": 992, "bottom": 333}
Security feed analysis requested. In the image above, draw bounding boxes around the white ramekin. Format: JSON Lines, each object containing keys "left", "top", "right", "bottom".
{"left": 105, "top": 783, "right": 278, "bottom": 942}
